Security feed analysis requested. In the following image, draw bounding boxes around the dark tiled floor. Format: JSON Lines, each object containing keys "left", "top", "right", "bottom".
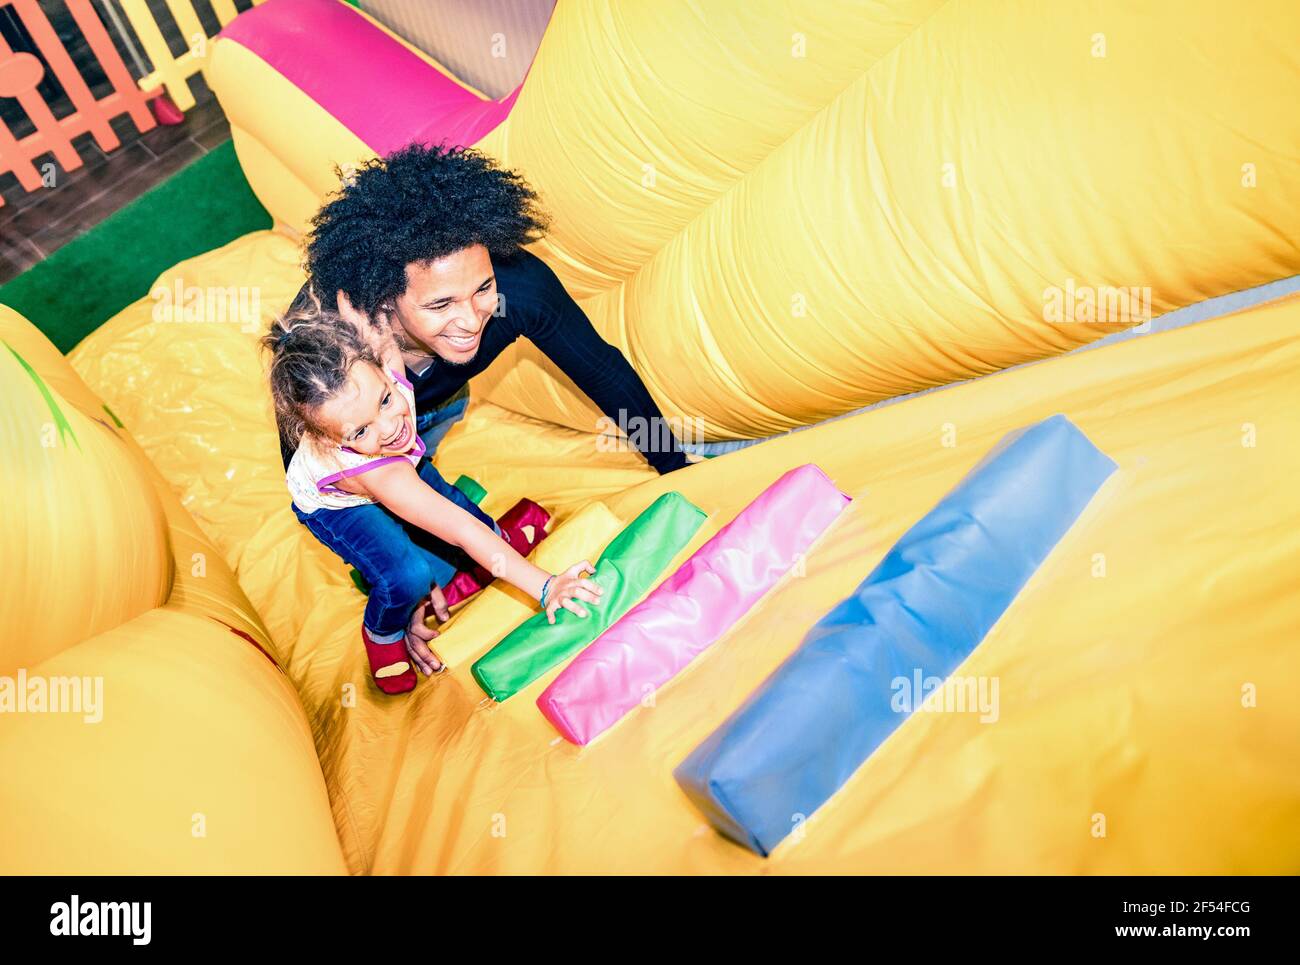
{"left": 0, "top": 93, "right": 231, "bottom": 285}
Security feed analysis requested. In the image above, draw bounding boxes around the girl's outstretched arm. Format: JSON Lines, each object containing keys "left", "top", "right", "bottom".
{"left": 354, "top": 461, "right": 602, "bottom": 621}
{"left": 360, "top": 459, "right": 545, "bottom": 597}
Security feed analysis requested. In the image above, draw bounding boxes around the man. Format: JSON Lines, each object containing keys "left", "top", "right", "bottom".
{"left": 286, "top": 144, "right": 689, "bottom": 678}
{"left": 287, "top": 143, "right": 688, "bottom": 475}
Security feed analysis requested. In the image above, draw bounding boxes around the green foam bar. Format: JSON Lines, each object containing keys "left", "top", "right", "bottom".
{"left": 349, "top": 568, "right": 370, "bottom": 595}
{"left": 471, "top": 491, "right": 707, "bottom": 701}
{"left": 453, "top": 474, "right": 487, "bottom": 505}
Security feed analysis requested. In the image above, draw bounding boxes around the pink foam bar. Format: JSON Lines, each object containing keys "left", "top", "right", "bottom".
{"left": 537, "top": 464, "right": 851, "bottom": 745}
{"left": 220, "top": 0, "right": 519, "bottom": 154}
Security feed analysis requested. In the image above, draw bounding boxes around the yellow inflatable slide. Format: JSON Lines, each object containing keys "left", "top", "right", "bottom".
{"left": 2, "top": 0, "right": 1297, "bottom": 873}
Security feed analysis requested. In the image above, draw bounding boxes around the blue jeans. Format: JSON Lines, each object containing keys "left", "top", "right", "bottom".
{"left": 293, "top": 455, "right": 495, "bottom": 641}
{"left": 415, "top": 392, "right": 468, "bottom": 450}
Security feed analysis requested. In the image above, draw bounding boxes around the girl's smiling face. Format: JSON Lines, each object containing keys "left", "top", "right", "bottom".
{"left": 314, "top": 361, "right": 415, "bottom": 456}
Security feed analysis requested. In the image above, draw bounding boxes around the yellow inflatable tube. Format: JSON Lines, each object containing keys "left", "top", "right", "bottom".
{"left": 476, "top": 0, "right": 1300, "bottom": 438}
{"left": 0, "top": 308, "right": 345, "bottom": 874}
{"left": 208, "top": 1, "right": 1300, "bottom": 439}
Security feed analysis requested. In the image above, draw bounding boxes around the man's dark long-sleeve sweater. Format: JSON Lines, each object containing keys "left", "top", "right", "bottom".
{"left": 281, "top": 248, "right": 689, "bottom": 474}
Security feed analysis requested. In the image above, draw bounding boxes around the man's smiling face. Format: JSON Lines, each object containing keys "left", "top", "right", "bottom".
{"left": 387, "top": 243, "right": 498, "bottom": 364}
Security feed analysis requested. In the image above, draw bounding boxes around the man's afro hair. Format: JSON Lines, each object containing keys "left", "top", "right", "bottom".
{"left": 306, "top": 143, "right": 550, "bottom": 315}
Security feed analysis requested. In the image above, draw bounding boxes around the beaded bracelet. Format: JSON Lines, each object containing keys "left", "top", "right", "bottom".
{"left": 539, "top": 575, "right": 554, "bottom": 609}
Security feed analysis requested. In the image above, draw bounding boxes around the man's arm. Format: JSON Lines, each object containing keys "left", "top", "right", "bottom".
{"left": 494, "top": 250, "right": 690, "bottom": 474}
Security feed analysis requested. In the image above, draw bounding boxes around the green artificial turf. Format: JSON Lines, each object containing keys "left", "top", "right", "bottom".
{"left": 0, "top": 139, "right": 271, "bottom": 353}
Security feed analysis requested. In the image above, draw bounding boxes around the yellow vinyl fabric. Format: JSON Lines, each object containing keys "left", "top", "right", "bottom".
{"left": 209, "top": 1, "right": 1300, "bottom": 436}
{"left": 0, "top": 307, "right": 346, "bottom": 874}
{"left": 472, "top": 0, "right": 949, "bottom": 300}
{"left": 5, "top": 0, "right": 1296, "bottom": 873}
{"left": 474, "top": 0, "right": 1300, "bottom": 438}
{"left": 61, "top": 230, "right": 1300, "bottom": 872}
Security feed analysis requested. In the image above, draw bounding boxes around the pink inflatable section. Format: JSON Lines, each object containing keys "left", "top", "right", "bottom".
{"left": 537, "top": 464, "right": 851, "bottom": 745}
{"left": 219, "top": 0, "right": 520, "bottom": 154}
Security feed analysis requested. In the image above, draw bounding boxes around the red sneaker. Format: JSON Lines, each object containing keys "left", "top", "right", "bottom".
{"left": 443, "top": 498, "right": 551, "bottom": 607}
{"left": 361, "top": 626, "right": 417, "bottom": 695}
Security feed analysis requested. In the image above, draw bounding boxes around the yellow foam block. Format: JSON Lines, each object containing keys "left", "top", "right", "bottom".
{"left": 434, "top": 500, "right": 625, "bottom": 677}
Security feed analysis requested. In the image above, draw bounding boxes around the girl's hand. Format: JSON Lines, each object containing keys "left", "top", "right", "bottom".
{"left": 544, "top": 561, "right": 603, "bottom": 625}
{"left": 404, "top": 587, "right": 451, "bottom": 675}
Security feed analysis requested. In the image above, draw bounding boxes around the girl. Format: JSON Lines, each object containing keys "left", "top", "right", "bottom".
{"left": 264, "top": 297, "right": 602, "bottom": 695}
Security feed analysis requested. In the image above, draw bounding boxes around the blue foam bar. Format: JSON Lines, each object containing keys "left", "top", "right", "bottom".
{"left": 674, "top": 415, "right": 1116, "bottom": 856}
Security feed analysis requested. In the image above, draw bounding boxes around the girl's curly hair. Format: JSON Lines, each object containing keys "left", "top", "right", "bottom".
{"left": 262, "top": 290, "right": 382, "bottom": 453}
{"left": 306, "top": 143, "right": 550, "bottom": 315}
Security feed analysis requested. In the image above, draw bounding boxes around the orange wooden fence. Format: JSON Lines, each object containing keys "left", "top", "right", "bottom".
{"left": 0, "top": 0, "right": 159, "bottom": 208}
{"left": 0, "top": 0, "right": 267, "bottom": 210}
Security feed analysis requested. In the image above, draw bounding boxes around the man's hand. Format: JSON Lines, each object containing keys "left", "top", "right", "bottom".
{"left": 338, "top": 289, "right": 405, "bottom": 374}
{"left": 404, "top": 586, "right": 452, "bottom": 675}
{"left": 336, "top": 290, "right": 369, "bottom": 328}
